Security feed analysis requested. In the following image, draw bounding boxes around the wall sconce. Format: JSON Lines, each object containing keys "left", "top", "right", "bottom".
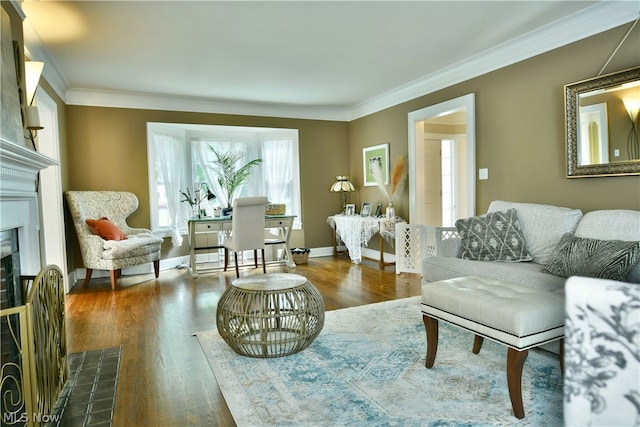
{"left": 623, "top": 98, "right": 640, "bottom": 160}
{"left": 24, "top": 61, "right": 45, "bottom": 134}
{"left": 330, "top": 176, "right": 355, "bottom": 213}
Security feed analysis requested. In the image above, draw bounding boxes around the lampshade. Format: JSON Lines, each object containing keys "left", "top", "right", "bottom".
{"left": 25, "top": 106, "right": 43, "bottom": 130}
{"left": 623, "top": 98, "right": 640, "bottom": 123}
{"left": 330, "top": 176, "right": 355, "bottom": 192}
{"left": 25, "top": 61, "right": 44, "bottom": 106}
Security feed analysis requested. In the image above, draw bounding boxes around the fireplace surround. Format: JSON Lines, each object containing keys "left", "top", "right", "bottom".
{"left": 0, "top": 139, "right": 57, "bottom": 277}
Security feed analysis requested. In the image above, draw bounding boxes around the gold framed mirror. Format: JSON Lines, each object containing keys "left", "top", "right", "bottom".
{"left": 565, "top": 66, "right": 640, "bottom": 177}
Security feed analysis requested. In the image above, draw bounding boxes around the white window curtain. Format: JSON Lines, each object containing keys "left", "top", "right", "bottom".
{"left": 154, "top": 132, "right": 186, "bottom": 247}
{"left": 262, "top": 137, "right": 292, "bottom": 204}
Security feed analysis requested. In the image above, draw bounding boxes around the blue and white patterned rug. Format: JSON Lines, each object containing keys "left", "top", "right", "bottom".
{"left": 196, "top": 297, "right": 563, "bottom": 426}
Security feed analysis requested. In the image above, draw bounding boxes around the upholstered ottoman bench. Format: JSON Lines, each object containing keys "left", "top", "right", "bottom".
{"left": 420, "top": 276, "right": 564, "bottom": 419}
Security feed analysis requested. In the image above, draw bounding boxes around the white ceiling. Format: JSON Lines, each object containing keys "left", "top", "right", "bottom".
{"left": 20, "top": 1, "right": 638, "bottom": 120}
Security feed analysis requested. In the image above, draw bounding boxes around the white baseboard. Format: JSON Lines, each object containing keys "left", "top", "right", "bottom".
{"left": 66, "top": 245, "right": 396, "bottom": 290}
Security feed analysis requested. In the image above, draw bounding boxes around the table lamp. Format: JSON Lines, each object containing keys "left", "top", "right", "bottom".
{"left": 330, "top": 176, "right": 355, "bottom": 213}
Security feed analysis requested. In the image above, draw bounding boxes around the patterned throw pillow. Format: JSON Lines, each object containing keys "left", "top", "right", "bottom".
{"left": 455, "top": 209, "right": 533, "bottom": 262}
{"left": 544, "top": 233, "right": 640, "bottom": 281}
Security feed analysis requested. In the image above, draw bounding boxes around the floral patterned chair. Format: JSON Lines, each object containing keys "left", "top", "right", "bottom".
{"left": 65, "top": 191, "right": 163, "bottom": 290}
{"left": 564, "top": 275, "right": 640, "bottom": 426}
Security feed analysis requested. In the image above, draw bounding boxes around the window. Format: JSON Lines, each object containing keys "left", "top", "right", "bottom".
{"left": 147, "top": 123, "right": 301, "bottom": 244}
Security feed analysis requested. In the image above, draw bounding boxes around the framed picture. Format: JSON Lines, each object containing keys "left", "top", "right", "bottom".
{"left": 360, "top": 202, "right": 371, "bottom": 217}
{"left": 374, "top": 202, "right": 382, "bottom": 217}
{"left": 363, "top": 143, "right": 389, "bottom": 186}
{"left": 345, "top": 204, "right": 356, "bottom": 216}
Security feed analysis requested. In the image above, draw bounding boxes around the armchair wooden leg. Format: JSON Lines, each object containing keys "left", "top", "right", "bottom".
{"left": 261, "top": 249, "right": 266, "bottom": 273}
{"left": 83, "top": 268, "right": 93, "bottom": 288}
{"left": 109, "top": 270, "right": 118, "bottom": 290}
{"left": 153, "top": 260, "right": 160, "bottom": 278}
{"left": 254, "top": 250, "right": 258, "bottom": 268}
{"left": 224, "top": 248, "right": 229, "bottom": 271}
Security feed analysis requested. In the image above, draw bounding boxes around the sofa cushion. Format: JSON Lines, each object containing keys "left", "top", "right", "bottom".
{"left": 455, "top": 209, "right": 532, "bottom": 262}
{"left": 421, "top": 256, "right": 565, "bottom": 292}
{"left": 574, "top": 210, "right": 640, "bottom": 283}
{"left": 86, "top": 217, "right": 128, "bottom": 241}
{"left": 544, "top": 233, "right": 640, "bottom": 282}
{"left": 488, "top": 201, "right": 583, "bottom": 265}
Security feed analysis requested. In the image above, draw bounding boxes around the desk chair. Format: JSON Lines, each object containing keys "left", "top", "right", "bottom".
{"left": 223, "top": 196, "right": 269, "bottom": 278}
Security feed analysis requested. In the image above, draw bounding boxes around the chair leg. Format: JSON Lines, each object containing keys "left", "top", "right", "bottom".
{"left": 473, "top": 335, "right": 484, "bottom": 354}
{"left": 559, "top": 338, "right": 564, "bottom": 376}
{"left": 83, "top": 268, "right": 93, "bottom": 287}
{"left": 507, "top": 348, "right": 528, "bottom": 419}
{"left": 254, "top": 249, "right": 258, "bottom": 268}
{"left": 261, "top": 249, "right": 266, "bottom": 273}
{"left": 109, "top": 270, "right": 118, "bottom": 290}
{"left": 422, "top": 314, "right": 439, "bottom": 368}
{"left": 153, "top": 260, "right": 160, "bottom": 278}
{"left": 224, "top": 248, "right": 229, "bottom": 271}
{"left": 234, "top": 252, "right": 239, "bottom": 278}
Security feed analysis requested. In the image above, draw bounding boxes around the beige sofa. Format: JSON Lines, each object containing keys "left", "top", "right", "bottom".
{"left": 421, "top": 201, "right": 640, "bottom": 292}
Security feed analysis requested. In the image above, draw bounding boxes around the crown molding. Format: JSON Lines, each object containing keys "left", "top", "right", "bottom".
{"left": 64, "top": 89, "right": 352, "bottom": 121}
{"left": 23, "top": 1, "right": 639, "bottom": 122}
{"left": 348, "top": 1, "right": 639, "bottom": 120}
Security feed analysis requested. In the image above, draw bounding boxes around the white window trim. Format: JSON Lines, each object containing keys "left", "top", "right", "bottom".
{"left": 147, "top": 123, "right": 302, "bottom": 237}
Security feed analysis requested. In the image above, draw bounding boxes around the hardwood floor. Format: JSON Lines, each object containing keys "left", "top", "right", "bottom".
{"left": 64, "top": 256, "right": 422, "bottom": 426}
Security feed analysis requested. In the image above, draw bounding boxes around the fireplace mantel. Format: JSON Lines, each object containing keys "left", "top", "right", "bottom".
{"left": 1, "top": 138, "right": 58, "bottom": 275}
{"left": 1, "top": 138, "right": 58, "bottom": 192}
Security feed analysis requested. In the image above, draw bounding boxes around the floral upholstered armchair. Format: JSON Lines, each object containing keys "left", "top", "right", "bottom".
{"left": 564, "top": 275, "right": 640, "bottom": 426}
{"left": 65, "top": 191, "right": 164, "bottom": 290}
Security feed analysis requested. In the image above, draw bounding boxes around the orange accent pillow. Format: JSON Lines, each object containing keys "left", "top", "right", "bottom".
{"left": 85, "top": 217, "right": 128, "bottom": 241}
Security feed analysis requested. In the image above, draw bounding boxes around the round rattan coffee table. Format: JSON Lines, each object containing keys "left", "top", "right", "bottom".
{"left": 216, "top": 273, "right": 325, "bottom": 358}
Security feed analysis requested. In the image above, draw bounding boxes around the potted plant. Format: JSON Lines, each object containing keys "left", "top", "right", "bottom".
{"left": 209, "top": 147, "right": 262, "bottom": 215}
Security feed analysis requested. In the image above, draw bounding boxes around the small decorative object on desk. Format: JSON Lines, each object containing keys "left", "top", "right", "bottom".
{"left": 386, "top": 202, "right": 395, "bottom": 218}
{"left": 291, "top": 248, "right": 310, "bottom": 264}
{"left": 180, "top": 184, "right": 205, "bottom": 218}
{"left": 266, "top": 203, "right": 286, "bottom": 215}
{"left": 371, "top": 155, "right": 406, "bottom": 218}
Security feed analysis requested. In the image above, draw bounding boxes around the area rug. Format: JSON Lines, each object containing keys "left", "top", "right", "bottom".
{"left": 196, "top": 297, "right": 563, "bottom": 426}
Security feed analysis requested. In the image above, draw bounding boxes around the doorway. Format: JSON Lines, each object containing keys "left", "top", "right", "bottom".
{"left": 408, "top": 93, "right": 476, "bottom": 225}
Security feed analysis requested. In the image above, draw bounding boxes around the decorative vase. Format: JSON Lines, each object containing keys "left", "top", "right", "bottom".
{"left": 192, "top": 205, "right": 201, "bottom": 219}
{"left": 386, "top": 202, "right": 395, "bottom": 218}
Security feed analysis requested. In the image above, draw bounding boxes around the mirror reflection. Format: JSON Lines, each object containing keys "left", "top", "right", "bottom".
{"left": 565, "top": 66, "right": 640, "bottom": 177}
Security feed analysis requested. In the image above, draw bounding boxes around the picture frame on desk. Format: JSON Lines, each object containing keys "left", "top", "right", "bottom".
{"left": 345, "top": 204, "right": 356, "bottom": 216}
{"left": 361, "top": 202, "right": 371, "bottom": 217}
{"left": 374, "top": 202, "right": 382, "bottom": 217}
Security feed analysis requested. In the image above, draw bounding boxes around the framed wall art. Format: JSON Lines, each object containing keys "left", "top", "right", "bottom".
{"left": 363, "top": 143, "right": 389, "bottom": 186}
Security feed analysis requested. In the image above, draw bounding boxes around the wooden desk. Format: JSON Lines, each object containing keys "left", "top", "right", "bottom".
{"left": 327, "top": 214, "right": 405, "bottom": 269}
{"left": 188, "top": 215, "right": 296, "bottom": 276}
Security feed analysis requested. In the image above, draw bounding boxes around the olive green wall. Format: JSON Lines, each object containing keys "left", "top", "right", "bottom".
{"left": 63, "top": 106, "right": 349, "bottom": 268}
{"left": 350, "top": 23, "right": 640, "bottom": 221}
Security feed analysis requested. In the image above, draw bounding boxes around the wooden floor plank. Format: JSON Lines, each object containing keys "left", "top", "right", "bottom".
{"left": 64, "top": 256, "right": 422, "bottom": 426}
